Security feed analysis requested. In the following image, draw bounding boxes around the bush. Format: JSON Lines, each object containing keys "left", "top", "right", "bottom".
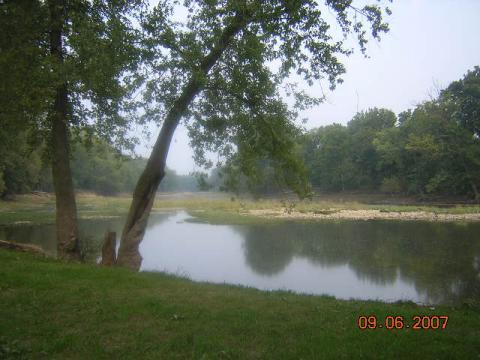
{"left": 380, "top": 176, "right": 403, "bottom": 194}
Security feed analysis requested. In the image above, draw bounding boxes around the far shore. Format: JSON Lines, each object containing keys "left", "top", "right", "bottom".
{"left": 1, "top": 192, "right": 480, "bottom": 225}
{"left": 247, "top": 208, "right": 480, "bottom": 222}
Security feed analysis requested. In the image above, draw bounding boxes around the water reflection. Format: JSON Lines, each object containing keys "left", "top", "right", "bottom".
{"left": 0, "top": 213, "right": 172, "bottom": 260}
{"left": 238, "top": 220, "right": 480, "bottom": 304}
{"left": 1, "top": 211, "right": 479, "bottom": 305}
{"left": 242, "top": 226, "right": 296, "bottom": 276}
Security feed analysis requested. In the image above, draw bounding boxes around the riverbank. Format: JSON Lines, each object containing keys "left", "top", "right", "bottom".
{"left": 1, "top": 249, "right": 479, "bottom": 359}
{"left": 1, "top": 192, "right": 480, "bottom": 226}
{"left": 247, "top": 208, "right": 480, "bottom": 222}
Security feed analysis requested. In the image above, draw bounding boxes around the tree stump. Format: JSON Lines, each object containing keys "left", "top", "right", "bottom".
{"left": 101, "top": 231, "right": 116, "bottom": 266}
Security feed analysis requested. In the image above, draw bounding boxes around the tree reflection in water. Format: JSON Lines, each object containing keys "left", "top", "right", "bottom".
{"left": 240, "top": 220, "right": 480, "bottom": 305}
{"left": 0, "top": 212, "right": 173, "bottom": 261}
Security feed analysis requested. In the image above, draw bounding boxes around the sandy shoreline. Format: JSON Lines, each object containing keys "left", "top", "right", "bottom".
{"left": 248, "top": 209, "right": 480, "bottom": 222}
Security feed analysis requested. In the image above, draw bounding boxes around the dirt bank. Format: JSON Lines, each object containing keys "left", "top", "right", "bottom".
{"left": 248, "top": 209, "right": 480, "bottom": 222}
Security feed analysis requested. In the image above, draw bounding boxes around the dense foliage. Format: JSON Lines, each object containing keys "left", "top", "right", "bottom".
{"left": 2, "top": 67, "right": 478, "bottom": 199}
{"left": 0, "top": 135, "right": 197, "bottom": 197}
{"left": 0, "top": 0, "right": 146, "bottom": 147}
{"left": 136, "top": 0, "right": 392, "bottom": 198}
{"left": 302, "top": 67, "right": 480, "bottom": 199}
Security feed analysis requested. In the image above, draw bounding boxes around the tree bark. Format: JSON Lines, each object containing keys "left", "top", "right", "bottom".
{"left": 48, "top": 0, "right": 81, "bottom": 260}
{"left": 101, "top": 231, "right": 117, "bottom": 266}
{"left": 116, "top": 12, "right": 251, "bottom": 269}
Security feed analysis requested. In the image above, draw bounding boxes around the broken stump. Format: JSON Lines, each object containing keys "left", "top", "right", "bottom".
{"left": 101, "top": 231, "right": 116, "bottom": 266}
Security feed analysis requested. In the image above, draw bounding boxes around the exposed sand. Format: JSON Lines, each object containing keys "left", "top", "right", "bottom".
{"left": 247, "top": 209, "right": 480, "bottom": 222}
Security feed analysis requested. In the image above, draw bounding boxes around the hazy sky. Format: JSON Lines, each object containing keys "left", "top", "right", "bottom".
{"left": 139, "top": 0, "right": 480, "bottom": 175}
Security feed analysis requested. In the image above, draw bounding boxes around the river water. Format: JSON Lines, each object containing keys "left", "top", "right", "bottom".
{"left": 2, "top": 211, "right": 479, "bottom": 305}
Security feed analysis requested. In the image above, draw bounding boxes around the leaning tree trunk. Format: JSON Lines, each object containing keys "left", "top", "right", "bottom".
{"left": 48, "top": 0, "right": 81, "bottom": 260}
{"left": 116, "top": 12, "right": 251, "bottom": 269}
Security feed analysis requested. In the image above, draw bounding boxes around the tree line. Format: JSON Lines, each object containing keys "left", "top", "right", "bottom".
{"left": 0, "top": 134, "right": 198, "bottom": 196}
{"left": 301, "top": 67, "right": 480, "bottom": 200}
{"left": 199, "top": 67, "right": 480, "bottom": 200}
{"left": 3, "top": 66, "right": 479, "bottom": 201}
{"left": 3, "top": 65, "right": 479, "bottom": 202}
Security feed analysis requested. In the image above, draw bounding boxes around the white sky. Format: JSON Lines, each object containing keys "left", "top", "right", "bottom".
{"left": 138, "top": 0, "right": 480, "bottom": 175}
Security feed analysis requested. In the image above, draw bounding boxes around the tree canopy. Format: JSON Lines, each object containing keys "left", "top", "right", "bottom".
{"left": 300, "top": 68, "right": 480, "bottom": 199}
{"left": 2, "top": 0, "right": 150, "bottom": 146}
{"left": 135, "top": 0, "right": 392, "bottom": 196}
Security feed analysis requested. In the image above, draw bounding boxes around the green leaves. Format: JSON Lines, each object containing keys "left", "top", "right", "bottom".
{"left": 2, "top": 0, "right": 393, "bottom": 197}
{"left": 302, "top": 75, "right": 480, "bottom": 200}
{"left": 1, "top": 0, "right": 148, "bottom": 154}
{"left": 440, "top": 66, "right": 480, "bottom": 137}
{"left": 139, "top": 0, "right": 392, "bottom": 196}
{"left": 0, "top": 0, "right": 52, "bottom": 131}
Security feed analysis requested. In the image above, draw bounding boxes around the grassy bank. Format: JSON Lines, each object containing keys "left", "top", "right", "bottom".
{"left": 1, "top": 193, "right": 480, "bottom": 226}
{"left": 1, "top": 249, "right": 479, "bottom": 359}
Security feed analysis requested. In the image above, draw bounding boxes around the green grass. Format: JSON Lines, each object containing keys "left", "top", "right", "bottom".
{"left": 0, "top": 249, "right": 479, "bottom": 359}
{"left": 185, "top": 210, "right": 288, "bottom": 225}
{"left": 0, "top": 194, "right": 134, "bottom": 225}
{"left": 153, "top": 196, "right": 480, "bottom": 215}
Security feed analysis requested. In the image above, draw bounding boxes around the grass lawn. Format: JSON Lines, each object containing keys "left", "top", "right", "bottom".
{"left": 1, "top": 249, "right": 479, "bottom": 359}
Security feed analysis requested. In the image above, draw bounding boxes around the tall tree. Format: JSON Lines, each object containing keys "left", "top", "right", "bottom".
{"left": 347, "top": 108, "right": 397, "bottom": 189}
{"left": 441, "top": 66, "right": 480, "bottom": 138}
{"left": 302, "top": 124, "right": 356, "bottom": 191}
{"left": 116, "top": 0, "right": 392, "bottom": 268}
{"left": 440, "top": 67, "right": 480, "bottom": 199}
{"left": 1, "top": 0, "right": 145, "bottom": 259}
{"left": 373, "top": 98, "right": 480, "bottom": 199}
{"left": 48, "top": 0, "right": 80, "bottom": 259}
